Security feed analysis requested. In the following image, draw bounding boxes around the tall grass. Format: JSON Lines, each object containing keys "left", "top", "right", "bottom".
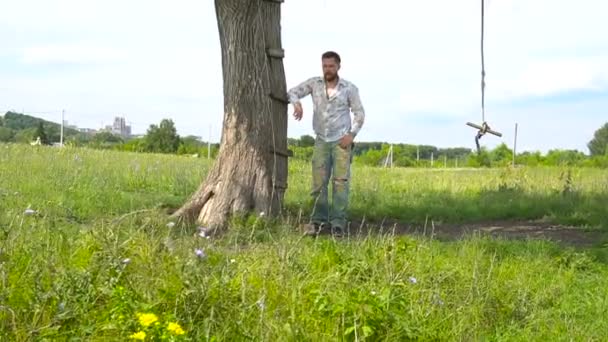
{"left": 1, "top": 143, "right": 607, "bottom": 341}
{"left": 287, "top": 155, "right": 608, "bottom": 229}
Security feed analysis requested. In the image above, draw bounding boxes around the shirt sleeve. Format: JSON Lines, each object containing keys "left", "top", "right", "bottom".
{"left": 287, "top": 78, "right": 315, "bottom": 104}
{"left": 348, "top": 85, "right": 365, "bottom": 137}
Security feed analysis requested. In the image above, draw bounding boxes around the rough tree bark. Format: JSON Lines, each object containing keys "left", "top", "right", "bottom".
{"left": 171, "top": 0, "right": 288, "bottom": 232}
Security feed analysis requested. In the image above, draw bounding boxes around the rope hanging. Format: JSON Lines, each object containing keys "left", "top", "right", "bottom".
{"left": 466, "top": 0, "right": 502, "bottom": 153}
{"left": 481, "top": 0, "right": 486, "bottom": 123}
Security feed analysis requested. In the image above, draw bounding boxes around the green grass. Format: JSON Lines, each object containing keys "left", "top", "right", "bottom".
{"left": 1, "top": 143, "right": 608, "bottom": 341}
{"left": 287, "top": 156, "right": 608, "bottom": 229}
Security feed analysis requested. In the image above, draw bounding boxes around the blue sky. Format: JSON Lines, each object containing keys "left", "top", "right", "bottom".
{"left": 0, "top": 0, "right": 606, "bottom": 153}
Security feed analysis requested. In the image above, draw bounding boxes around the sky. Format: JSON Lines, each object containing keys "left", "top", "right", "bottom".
{"left": 0, "top": 0, "right": 606, "bottom": 154}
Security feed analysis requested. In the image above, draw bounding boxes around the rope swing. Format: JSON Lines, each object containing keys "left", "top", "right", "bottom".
{"left": 466, "top": 0, "right": 502, "bottom": 153}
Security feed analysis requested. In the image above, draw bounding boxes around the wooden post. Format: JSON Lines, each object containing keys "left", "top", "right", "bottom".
{"left": 513, "top": 122, "right": 518, "bottom": 167}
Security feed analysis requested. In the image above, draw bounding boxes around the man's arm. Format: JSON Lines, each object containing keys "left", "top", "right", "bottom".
{"left": 287, "top": 77, "right": 315, "bottom": 105}
{"left": 348, "top": 85, "right": 365, "bottom": 138}
{"left": 287, "top": 78, "right": 315, "bottom": 121}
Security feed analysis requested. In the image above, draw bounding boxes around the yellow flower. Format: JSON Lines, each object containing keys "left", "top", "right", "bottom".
{"left": 129, "top": 331, "right": 146, "bottom": 340}
{"left": 167, "top": 322, "right": 185, "bottom": 335}
{"left": 136, "top": 313, "right": 158, "bottom": 327}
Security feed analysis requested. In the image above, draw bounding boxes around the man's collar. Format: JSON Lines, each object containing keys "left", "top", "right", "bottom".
{"left": 319, "top": 76, "right": 345, "bottom": 88}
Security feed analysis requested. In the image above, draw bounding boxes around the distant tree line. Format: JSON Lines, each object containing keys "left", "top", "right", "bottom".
{"left": 289, "top": 140, "right": 608, "bottom": 168}
{"left": 0, "top": 111, "right": 81, "bottom": 144}
{"left": 0, "top": 111, "right": 220, "bottom": 157}
{"left": 288, "top": 129, "right": 608, "bottom": 168}
{"left": 2, "top": 111, "right": 608, "bottom": 168}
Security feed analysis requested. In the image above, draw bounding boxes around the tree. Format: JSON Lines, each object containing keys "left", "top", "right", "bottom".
{"left": 545, "top": 149, "right": 586, "bottom": 166}
{"left": 65, "top": 133, "right": 92, "bottom": 147}
{"left": 34, "top": 122, "right": 49, "bottom": 145}
{"left": 0, "top": 127, "right": 14, "bottom": 142}
{"left": 177, "top": 135, "right": 205, "bottom": 155}
{"left": 121, "top": 137, "right": 145, "bottom": 152}
{"left": 91, "top": 131, "right": 124, "bottom": 149}
{"left": 143, "top": 119, "right": 181, "bottom": 153}
{"left": 588, "top": 122, "right": 608, "bottom": 156}
{"left": 490, "top": 143, "right": 513, "bottom": 165}
{"left": 518, "top": 151, "right": 543, "bottom": 166}
{"left": 299, "top": 134, "right": 315, "bottom": 147}
{"left": 171, "top": 0, "right": 288, "bottom": 231}
{"left": 357, "top": 148, "right": 385, "bottom": 166}
{"left": 2, "top": 112, "right": 80, "bottom": 141}
{"left": 467, "top": 148, "right": 491, "bottom": 167}
{"left": 14, "top": 128, "right": 36, "bottom": 143}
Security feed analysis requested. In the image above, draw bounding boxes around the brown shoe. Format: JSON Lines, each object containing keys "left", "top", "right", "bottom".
{"left": 301, "top": 222, "right": 327, "bottom": 237}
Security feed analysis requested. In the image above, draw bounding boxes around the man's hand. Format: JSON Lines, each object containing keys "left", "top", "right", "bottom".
{"left": 339, "top": 133, "right": 354, "bottom": 149}
{"left": 293, "top": 102, "right": 303, "bottom": 121}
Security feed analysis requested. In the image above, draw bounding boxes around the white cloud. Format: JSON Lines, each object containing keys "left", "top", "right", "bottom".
{"left": 494, "top": 57, "right": 608, "bottom": 99}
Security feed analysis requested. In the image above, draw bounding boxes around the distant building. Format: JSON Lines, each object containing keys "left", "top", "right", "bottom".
{"left": 104, "top": 116, "right": 132, "bottom": 138}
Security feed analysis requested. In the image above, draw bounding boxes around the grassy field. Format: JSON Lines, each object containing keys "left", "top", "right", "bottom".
{"left": 1, "top": 143, "right": 608, "bottom": 341}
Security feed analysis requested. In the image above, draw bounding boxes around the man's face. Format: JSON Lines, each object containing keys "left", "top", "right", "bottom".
{"left": 322, "top": 58, "right": 340, "bottom": 82}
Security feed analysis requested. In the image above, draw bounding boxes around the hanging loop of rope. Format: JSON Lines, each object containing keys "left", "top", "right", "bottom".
{"left": 466, "top": 0, "right": 501, "bottom": 153}
{"left": 480, "top": 0, "right": 486, "bottom": 124}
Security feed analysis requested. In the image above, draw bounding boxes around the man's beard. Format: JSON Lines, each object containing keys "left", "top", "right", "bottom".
{"left": 324, "top": 73, "right": 337, "bottom": 82}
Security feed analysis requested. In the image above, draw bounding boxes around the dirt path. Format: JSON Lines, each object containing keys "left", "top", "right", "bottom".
{"left": 344, "top": 219, "right": 606, "bottom": 248}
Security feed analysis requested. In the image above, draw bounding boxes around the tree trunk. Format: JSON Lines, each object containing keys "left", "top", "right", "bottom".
{"left": 171, "top": 0, "right": 289, "bottom": 232}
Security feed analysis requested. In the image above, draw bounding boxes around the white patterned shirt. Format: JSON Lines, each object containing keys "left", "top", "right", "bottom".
{"left": 287, "top": 77, "right": 365, "bottom": 142}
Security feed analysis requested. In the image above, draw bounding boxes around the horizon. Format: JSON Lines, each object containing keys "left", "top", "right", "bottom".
{"left": 1, "top": 0, "right": 606, "bottom": 154}
{"left": 1, "top": 110, "right": 595, "bottom": 156}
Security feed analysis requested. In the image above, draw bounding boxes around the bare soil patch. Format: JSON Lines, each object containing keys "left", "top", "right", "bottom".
{"left": 343, "top": 218, "right": 605, "bottom": 247}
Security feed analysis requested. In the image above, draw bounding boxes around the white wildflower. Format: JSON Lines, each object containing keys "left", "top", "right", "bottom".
{"left": 409, "top": 277, "right": 417, "bottom": 284}
{"left": 256, "top": 297, "right": 266, "bottom": 311}
{"left": 166, "top": 222, "right": 175, "bottom": 228}
{"left": 195, "top": 248, "right": 206, "bottom": 258}
{"left": 433, "top": 294, "right": 444, "bottom": 306}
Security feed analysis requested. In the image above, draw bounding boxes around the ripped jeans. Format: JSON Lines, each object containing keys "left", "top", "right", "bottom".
{"left": 310, "top": 136, "right": 354, "bottom": 229}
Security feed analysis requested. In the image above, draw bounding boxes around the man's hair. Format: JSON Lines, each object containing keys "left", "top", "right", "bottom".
{"left": 321, "top": 51, "right": 341, "bottom": 64}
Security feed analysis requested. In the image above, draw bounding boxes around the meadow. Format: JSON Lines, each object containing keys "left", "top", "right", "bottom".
{"left": 1, "top": 143, "right": 608, "bottom": 341}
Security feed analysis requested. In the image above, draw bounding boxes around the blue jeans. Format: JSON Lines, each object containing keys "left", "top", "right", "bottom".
{"left": 310, "top": 137, "right": 353, "bottom": 228}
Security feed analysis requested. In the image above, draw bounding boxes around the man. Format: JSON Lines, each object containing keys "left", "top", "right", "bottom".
{"left": 287, "top": 51, "right": 365, "bottom": 237}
